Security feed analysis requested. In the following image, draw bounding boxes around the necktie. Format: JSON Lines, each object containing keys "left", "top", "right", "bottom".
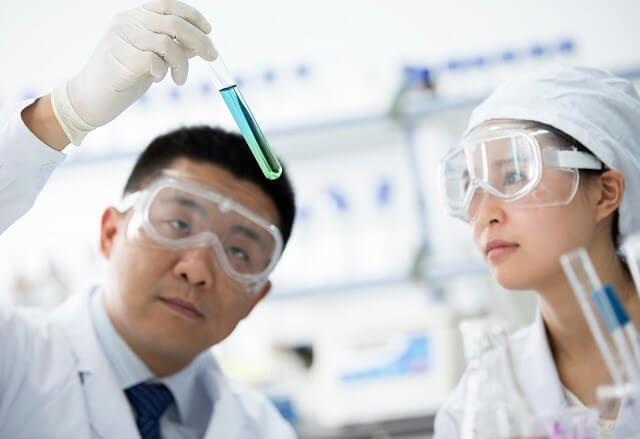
{"left": 125, "top": 382, "right": 175, "bottom": 439}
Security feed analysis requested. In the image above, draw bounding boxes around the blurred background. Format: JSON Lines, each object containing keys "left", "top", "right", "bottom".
{"left": 1, "top": 1, "right": 640, "bottom": 437}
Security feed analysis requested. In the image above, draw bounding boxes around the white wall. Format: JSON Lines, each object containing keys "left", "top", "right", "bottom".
{"left": 2, "top": 0, "right": 639, "bottom": 106}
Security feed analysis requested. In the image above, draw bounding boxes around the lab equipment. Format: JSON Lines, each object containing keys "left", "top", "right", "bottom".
{"left": 206, "top": 52, "right": 282, "bottom": 180}
{"left": 450, "top": 319, "right": 599, "bottom": 439}
{"left": 596, "top": 382, "right": 640, "bottom": 438}
{"left": 623, "top": 233, "right": 640, "bottom": 301}
{"left": 309, "top": 286, "right": 458, "bottom": 428}
{"left": 536, "top": 408, "right": 597, "bottom": 439}
{"left": 594, "top": 286, "right": 640, "bottom": 384}
{"left": 456, "top": 319, "right": 541, "bottom": 439}
{"left": 560, "top": 248, "right": 640, "bottom": 385}
{"left": 601, "top": 284, "right": 640, "bottom": 373}
{"left": 120, "top": 172, "right": 283, "bottom": 291}
{"left": 440, "top": 119, "right": 602, "bottom": 221}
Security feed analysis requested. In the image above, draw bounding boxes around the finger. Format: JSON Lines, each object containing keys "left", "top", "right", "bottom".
{"left": 121, "top": 25, "right": 189, "bottom": 84}
{"left": 112, "top": 37, "right": 169, "bottom": 84}
{"left": 171, "top": 60, "right": 189, "bottom": 85}
{"left": 143, "top": 0, "right": 212, "bottom": 34}
{"left": 137, "top": 7, "right": 216, "bottom": 61}
{"left": 181, "top": 45, "right": 198, "bottom": 59}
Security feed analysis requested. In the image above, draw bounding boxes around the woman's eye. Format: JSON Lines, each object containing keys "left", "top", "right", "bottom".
{"left": 504, "top": 171, "right": 526, "bottom": 185}
{"left": 168, "top": 219, "right": 191, "bottom": 233}
{"left": 462, "top": 170, "right": 471, "bottom": 191}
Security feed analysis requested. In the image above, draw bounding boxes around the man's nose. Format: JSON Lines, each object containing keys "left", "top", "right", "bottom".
{"left": 173, "top": 246, "right": 215, "bottom": 288}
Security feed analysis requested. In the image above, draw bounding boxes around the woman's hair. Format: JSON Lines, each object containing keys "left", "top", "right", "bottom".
{"left": 534, "top": 121, "right": 621, "bottom": 250}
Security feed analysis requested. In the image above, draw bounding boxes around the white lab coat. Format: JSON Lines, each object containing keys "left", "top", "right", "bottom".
{"left": 433, "top": 312, "right": 638, "bottom": 439}
{"left": 49, "top": 289, "right": 297, "bottom": 439}
{"left": 0, "top": 100, "right": 296, "bottom": 438}
{"left": 0, "top": 306, "right": 92, "bottom": 438}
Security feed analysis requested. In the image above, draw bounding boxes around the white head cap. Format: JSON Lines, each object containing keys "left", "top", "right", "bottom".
{"left": 467, "top": 65, "right": 640, "bottom": 249}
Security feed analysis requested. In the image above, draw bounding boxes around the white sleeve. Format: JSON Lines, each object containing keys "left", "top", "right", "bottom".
{"left": 0, "top": 99, "right": 66, "bottom": 235}
{"left": 0, "top": 306, "right": 91, "bottom": 438}
{"left": 0, "top": 103, "right": 90, "bottom": 437}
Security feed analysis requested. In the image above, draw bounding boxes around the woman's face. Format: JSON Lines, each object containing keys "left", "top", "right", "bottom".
{"left": 471, "top": 185, "right": 598, "bottom": 291}
{"left": 467, "top": 121, "right": 603, "bottom": 291}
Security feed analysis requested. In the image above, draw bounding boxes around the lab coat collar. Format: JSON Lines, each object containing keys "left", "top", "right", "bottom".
{"left": 196, "top": 353, "right": 252, "bottom": 438}
{"left": 52, "top": 288, "right": 254, "bottom": 439}
{"left": 51, "top": 288, "right": 140, "bottom": 438}
{"left": 90, "top": 289, "right": 200, "bottom": 426}
{"left": 516, "top": 309, "right": 637, "bottom": 438}
{"left": 513, "top": 308, "right": 568, "bottom": 413}
{"left": 89, "top": 288, "right": 154, "bottom": 390}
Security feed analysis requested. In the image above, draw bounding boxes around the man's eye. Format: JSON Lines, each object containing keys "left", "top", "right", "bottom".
{"left": 227, "top": 246, "right": 249, "bottom": 262}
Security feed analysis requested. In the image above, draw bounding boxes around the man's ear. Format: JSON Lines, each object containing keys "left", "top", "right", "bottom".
{"left": 594, "top": 169, "right": 625, "bottom": 223}
{"left": 241, "top": 280, "right": 272, "bottom": 318}
{"left": 100, "top": 207, "right": 124, "bottom": 259}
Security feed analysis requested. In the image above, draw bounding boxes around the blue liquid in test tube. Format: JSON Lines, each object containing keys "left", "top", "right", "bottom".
{"left": 206, "top": 54, "right": 282, "bottom": 180}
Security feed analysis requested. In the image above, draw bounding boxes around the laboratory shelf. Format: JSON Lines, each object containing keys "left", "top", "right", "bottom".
{"left": 296, "top": 414, "right": 434, "bottom": 439}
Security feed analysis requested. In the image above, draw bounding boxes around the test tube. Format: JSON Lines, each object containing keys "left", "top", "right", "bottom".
{"left": 206, "top": 53, "right": 282, "bottom": 180}
{"left": 623, "top": 233, "right": 640, "bottom": 301}
{"left": 560, "top": 248, "right": 625, "bottom": 385}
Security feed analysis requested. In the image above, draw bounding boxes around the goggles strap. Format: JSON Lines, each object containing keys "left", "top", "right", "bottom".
{"left": 542, "top": 149, "right": 604, "bottom": 170}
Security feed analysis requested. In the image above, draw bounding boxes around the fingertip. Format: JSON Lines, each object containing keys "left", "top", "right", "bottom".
{"left": 202, "top": 19, "right": 212, "bottom": 34}
{"left": 203, "top": 43, "right": 217, "bottom": 62}
{"left": 150, "top": 61, "right": 168, "bottom": 82}
{"left": 171, "top": 67, "right": 187, "bottom": 86}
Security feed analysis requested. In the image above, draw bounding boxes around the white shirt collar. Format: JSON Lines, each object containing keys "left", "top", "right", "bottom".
{"left": 89, "top": 289, "right": 204, "bottom": 423}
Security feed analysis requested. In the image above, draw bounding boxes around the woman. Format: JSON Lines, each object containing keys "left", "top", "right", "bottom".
{"left": 434, "top": 66, "right": 640, "bottom": 438}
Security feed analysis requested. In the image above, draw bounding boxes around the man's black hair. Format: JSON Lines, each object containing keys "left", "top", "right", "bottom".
{"left": 123, "top": 126, "right": 296, "bottom": 246}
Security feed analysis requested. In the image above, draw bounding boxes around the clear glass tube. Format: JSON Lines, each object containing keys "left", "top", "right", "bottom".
{"left": 560, "top": 248, "right": 636, "bottom": 385}
{"left": 597, "top": 382, "right": 640, "bottom": 437}
{"left": 206, "top": 54, "right": 282, "bottom": 180}
{"left": 457, "top": 319, "right": 542, "bottom": 438}
{"left": 624, "top": 233, "right": 640, "bottom": 302}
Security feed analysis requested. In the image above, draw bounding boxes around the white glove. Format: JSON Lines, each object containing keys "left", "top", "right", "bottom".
{"left": 51, "top": 0, "right": 217, "bottom": 145}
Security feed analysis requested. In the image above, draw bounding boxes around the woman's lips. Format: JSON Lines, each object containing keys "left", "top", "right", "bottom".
{"left": 160, "top": 297, "right": 204, "bottom": 319}
{"left": 485, "top": 240, "right": 520, "bottom": 260}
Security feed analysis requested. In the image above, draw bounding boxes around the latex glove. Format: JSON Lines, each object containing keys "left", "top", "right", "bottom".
{"left": 51, "top": 0, "right": 217, "bottom": 145}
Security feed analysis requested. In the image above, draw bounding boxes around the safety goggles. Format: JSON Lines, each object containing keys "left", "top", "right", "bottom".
{"left": 440, "top": 121, "right": 603, "bottom": 221}
{"left": 120, "top": 174, "right": 283, "bottom": 290}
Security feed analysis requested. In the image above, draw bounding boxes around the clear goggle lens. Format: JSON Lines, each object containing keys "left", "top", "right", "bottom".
{"left": 123, "top": 176, "right": 283, "bottom": 287}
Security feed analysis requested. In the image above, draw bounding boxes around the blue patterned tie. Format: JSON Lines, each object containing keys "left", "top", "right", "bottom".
{"left": 125, "top": 383, "right": 175, "bottom": 439}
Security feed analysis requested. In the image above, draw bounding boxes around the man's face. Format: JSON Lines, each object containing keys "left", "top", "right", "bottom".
{"left": 99, "top": 158, "right": 281, "bottom": 365}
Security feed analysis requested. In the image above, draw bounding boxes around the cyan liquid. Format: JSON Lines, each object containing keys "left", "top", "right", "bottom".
{"left": 220, "top": 85, "right": 282, "bottom": 180}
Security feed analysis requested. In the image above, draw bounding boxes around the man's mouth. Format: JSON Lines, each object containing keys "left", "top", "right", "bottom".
{"left": 159, "top": 297, "right": 204, "bottom": 320}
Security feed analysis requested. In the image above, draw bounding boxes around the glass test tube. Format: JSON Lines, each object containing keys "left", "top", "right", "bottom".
{"left": 624, "top": 233, "right": 640, "bottom": 301}
{"left": 560, "top": 248, "right": 625, "bottom": 385}
{"left": 621, "top": 233, "right": 640, "bottom": 368}
{"left": 561, "top": 248, "right": 640, "bottom": 384}
{"left": 206, "top": 54, "right": 282, "bottom": 180}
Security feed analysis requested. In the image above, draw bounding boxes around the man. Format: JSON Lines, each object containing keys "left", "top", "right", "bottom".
{"left": 0, "top": 0, "right": 296, "bottom": 437}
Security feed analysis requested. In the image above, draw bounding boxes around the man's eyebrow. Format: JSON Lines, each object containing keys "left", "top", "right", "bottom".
{"left": 230, "top": 225, "right": 268, "bottom": 252}
{"left": 159, "top": 195, "right": 207, "bottom": 215}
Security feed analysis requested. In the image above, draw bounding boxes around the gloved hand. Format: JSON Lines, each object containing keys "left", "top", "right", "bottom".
{"left": 51, "top": 0, "right": 217, "bottom": 145}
